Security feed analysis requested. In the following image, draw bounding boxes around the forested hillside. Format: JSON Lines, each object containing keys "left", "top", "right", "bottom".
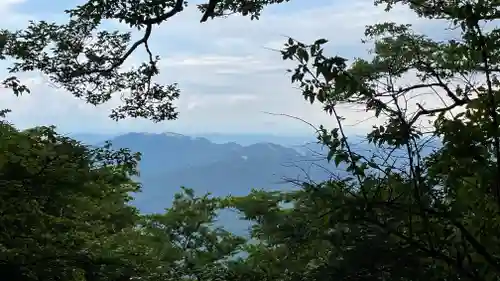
{"left": 2, "top": 0, "right": 500, "bottom": 281}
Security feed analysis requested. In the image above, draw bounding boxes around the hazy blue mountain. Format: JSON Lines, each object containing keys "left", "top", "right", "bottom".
{"left": 72, "top": 132, "right": 316, "bottom": 147}
{"left": 81, "top": 132, "right": 441, "bottom": 211}
{"left": 195, "top": 133, "right": 315, "bottom": 147}
{"left": 77, "top": 132, "right": 441, "bottom": 235}
{"left": 70, "top": 133, "right": 118, "bottom": 144}
{"left": 99, "top": 133, "right": 339, "bottom": 213}
{"left": 80, "top": 132, "right": 339, "bottom": 234}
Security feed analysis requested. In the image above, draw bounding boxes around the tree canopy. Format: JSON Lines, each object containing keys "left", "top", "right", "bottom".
{"left": 2, "top": 0, "right": 500, "bottom": 281}
{"left": 0, "top": 0, "right": 289, "bottom": 121}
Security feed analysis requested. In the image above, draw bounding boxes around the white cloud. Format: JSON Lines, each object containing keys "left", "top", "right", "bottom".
{"left": 0, "top": 0, "right": 447, "bottom": 136}
{"left": 0, "top": 0, "right": 31, "bottom": 28}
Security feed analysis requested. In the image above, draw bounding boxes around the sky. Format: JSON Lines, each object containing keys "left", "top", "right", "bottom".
{"left": 0, "top": 0, "right": 450, "bottom": 136}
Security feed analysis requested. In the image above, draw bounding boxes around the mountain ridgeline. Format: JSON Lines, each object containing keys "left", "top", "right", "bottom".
{"left": 80, "top": 132, "right": 440, "bottom": 215}
{"left": 74, "top": 132, "right": 440, "bottom": 235}
{"left": 89, "top": 133, "right": 336, "bottom": 213}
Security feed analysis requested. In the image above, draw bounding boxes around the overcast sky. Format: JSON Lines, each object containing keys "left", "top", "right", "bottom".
{"left": 0, "top": 0, "right": 448, "bottom": 136}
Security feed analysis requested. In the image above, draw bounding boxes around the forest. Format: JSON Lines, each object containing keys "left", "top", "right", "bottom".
{"left": 1, "top": 0, "right": 500, "bottom": 280}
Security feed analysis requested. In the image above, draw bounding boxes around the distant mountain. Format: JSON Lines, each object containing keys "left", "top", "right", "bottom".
{"left": 77, "top": 132, "right": 441, "bottom": 235}
{"left": 70, "top": 133, "right": 118, "bottom": 144}
{"left": 79, "top": 132, "right": 337, "bottom": 235}
{"left": 194, "top": 133, "right": 315, "bottom": 147}
{"left": 72, "top": 132, "right": 316, "bottom": 147}
{"left": 102, "top": 133, "right": 338, "bottom": 213}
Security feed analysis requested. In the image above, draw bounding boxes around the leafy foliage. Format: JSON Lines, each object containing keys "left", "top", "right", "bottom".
{"left": 0, "top": 121, "right": 144, "bottom": 280}
{"left": 138, "top": 187, "right": 245, "bottom": 281}
{"left": 0, "top": 0, "right": 289, "bottom": 121}
{"left": 224, "top": 1, "right": 500, "bottom": 281}
{"left": 0, "top": 122, "right": 244, "bottom": 281}
{"left": 3, "top": 0, "right": 500, "bottom": 281}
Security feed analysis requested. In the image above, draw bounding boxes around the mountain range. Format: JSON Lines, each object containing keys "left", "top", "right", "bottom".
{"left": 92, "top": 133, "right": 337, "bottom": 211}
{"left": 74, "top": 132, "right": 440, "bottom": 235}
